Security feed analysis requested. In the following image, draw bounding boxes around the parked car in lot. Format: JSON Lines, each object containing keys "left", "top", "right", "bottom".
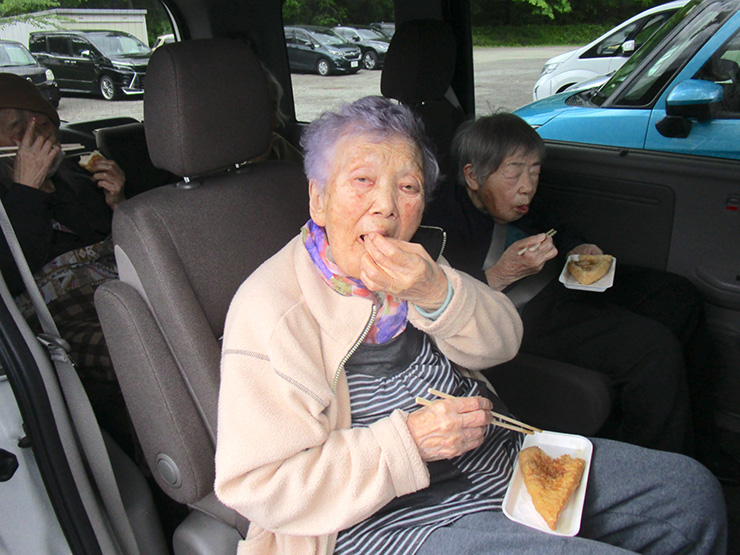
{"left": 371, "top": 21, "right": 396, "bottom": 37}
{"left": 283, "top": 25, "right": 362, "bottom": 75}
{"left": 333, "top": 25, "right": 391, "bottom": 69}
{"left": 1, "top": 0, "right": 738, "bottom": 552}
{"left": 0, "top": 39, "right": 60, "bottom": 108}
{"left": 533, "top": 0, "right": 688, "bottom": 100}
{"left": 29, "top": 30, "right": 151, "bottom": 100}
{"left": 517, "top": 0, "right": 740, "bottom": 160}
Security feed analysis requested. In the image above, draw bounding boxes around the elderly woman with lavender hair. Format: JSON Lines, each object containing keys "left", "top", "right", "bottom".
{"left": 214, "top": 96, "right": 726, "bottom": 555}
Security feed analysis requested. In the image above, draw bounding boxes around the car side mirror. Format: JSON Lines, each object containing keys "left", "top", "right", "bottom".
{"left": 656, "top": 79, "right": 725, "bottom": 138}
{"left": 353, "top": 36, "right": 360, "bottom": 42}
{"left": 621, "top": 39, "right": 636, "bottom": 56}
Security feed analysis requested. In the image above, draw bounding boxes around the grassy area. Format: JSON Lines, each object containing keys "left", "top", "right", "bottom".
{"left": 472, "top": 23, "right": 613, "bottom": 47}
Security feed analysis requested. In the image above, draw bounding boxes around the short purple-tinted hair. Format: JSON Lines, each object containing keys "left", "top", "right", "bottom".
{"left": 300, "top": 96, "right": 440, "bottom": 201}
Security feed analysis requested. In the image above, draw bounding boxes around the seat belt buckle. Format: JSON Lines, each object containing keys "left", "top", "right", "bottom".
{"left": 37, "top": 333, "right": 72, "bottom": 363}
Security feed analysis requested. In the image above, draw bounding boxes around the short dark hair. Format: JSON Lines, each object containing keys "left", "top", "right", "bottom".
{"left": 451, "top": 112, "right": 545, "bottom": 187}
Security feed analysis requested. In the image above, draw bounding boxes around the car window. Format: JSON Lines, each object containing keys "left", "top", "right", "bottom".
{"left": 594, "top": 21, "right": 640, "bottom": 57}
{"left": 87, "top": 32, "right": 151, "bottom": 56}
{"left": 695, "top": 27, "right": 740, "bottom": 118}
{"left": 0, "top": 42, "right": 37, "bottom": 66}
{"left": 614, "top": 3, "right": 732, "bottom": 106}
{"left": 592, "top": 0, "right": 728, "bottom": 107}
{"left": 70, "top": 38, "right": 91, "bottom": 58}
{"left": 48, "top": 36, "right": 70, "bottom": 56}
{"left": 310, "top": 28, "right": 346, "bottom": 47}
{"left": 358, "top": 28, "right": 387, "bottom": 40}
{"left": 633, "top": 13, "right": 675, "bottom": 50}
{"left": 295, "top": 31, "right": 313, "bottom": 47}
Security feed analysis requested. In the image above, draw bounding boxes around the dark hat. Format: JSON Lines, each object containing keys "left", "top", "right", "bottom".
{"left": 0, "top": 73, "right": 60, "bottom": 127}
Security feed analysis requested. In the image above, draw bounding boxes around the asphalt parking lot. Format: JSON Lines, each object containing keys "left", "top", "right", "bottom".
{"left": 56, "top": 46, "right": 574, "bottom": 124}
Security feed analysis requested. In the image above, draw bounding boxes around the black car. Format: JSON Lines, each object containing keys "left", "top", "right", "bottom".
{"left": 333, "top": 25, "right": 391, "bottom": 70}
{"left": 29, "top": 30, "right": 151, "bottom": 101}
{"left": 284, "top": 25, "right": 362, "bottom": 76}
{"left": 0, "top": 39, "right": 60, "bottom": 108}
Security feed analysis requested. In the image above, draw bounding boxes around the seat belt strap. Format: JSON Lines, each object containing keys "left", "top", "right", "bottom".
{"left": 0, "top": 197, "right": 140, "bottom": 555}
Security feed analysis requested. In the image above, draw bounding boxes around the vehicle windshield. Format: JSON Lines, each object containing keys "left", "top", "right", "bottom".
{"left": 310, "top": 28, "right": 348, "bottom": 46}
{"left": 0, "top": 42, "right": 37, "bottom": 67}
{"left": 87, "top": 32, "right": 152, "bottom": 56}
{"left": 357, "top": 28, "right": 388, "bottom": 40}
{"left": 592, "top": 0, "right": 733, "bottom": 106}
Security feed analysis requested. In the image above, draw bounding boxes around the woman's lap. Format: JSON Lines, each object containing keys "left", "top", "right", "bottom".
{"left": 419, "top": 439, "right": 726, "bottom": 554}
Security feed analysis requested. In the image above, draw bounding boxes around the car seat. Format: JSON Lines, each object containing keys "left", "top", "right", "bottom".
{"left": 95, "top": 121, "right": 179, "bottom": 198}
{"left": 380, "top": 19, "right": 467, "bottom": 181}
{"left": 94, "top": 39, "right": 309, "bottom": 554}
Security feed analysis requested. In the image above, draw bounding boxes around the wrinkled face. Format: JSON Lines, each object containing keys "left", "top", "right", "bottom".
{"left": 0, "top": 109, "right": 58, "bottom": 148}
{"left": 309, "top": 132, "right": 425, "bottom": 279}
{"left": 466, "top": 148, "right": 541, "bottom": 224}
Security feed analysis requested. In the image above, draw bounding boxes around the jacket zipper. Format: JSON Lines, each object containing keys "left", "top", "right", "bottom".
{"left": 326, "top": 305, "right": 376, "bottom": 554}
{"left": 331, "top": 304, "right": 376, "bottom": 394}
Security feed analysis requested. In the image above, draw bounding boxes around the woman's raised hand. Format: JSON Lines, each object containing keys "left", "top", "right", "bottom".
{"left": 12, "top": 118, "right": 60, "bottom": 190}
{"left": 359, "top": 232, "right": 449, "bottom": 311}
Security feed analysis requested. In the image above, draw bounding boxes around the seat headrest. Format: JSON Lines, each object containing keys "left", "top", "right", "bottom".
{"left": 144, "top": 38, "right": 272, "bottom": 178}
{"left": 380, "top": 19, "right": 456, "bottom": 105}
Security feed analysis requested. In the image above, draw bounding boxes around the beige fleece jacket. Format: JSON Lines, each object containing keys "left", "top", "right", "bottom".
{"left": 214, "top": 235, "right": 523, "bottom": 554}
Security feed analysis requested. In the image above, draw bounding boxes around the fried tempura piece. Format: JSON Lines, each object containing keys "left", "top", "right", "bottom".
{"left": 567, "top": 254, "right": 613, "bottom": 285}
{"left": 518, "top": 446, "right": 586, "bottom": 530}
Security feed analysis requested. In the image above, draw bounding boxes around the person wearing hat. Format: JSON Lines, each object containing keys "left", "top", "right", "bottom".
{"left": 0, "top": 73, "right": 134, "bottom": 453}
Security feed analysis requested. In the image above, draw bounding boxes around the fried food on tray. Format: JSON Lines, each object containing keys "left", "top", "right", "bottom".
{"left": 518, "top": 445, "right": 586, "bottom": 530}
{"left": 567, "top": 254, "right": 613, "bottom": 285}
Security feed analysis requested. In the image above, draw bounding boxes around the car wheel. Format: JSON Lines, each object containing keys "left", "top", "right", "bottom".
{"left": 99, "top": 75, "right": 118, "bottom": 101}
{"left": 317, "top": 58, "right": 331, "bottom": 76}
{"left": 362, "top": 50, "right": 378, "bottom": 70}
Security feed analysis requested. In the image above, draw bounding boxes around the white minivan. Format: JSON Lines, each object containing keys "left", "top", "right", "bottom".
{"left": 532, "top": 0, "right": 687, "bottom": 100}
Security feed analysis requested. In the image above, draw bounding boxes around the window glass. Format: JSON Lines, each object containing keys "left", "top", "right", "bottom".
{"left": 633, "top": 13, "right": 674, "bottom": 50}
{"left": 694, "top": 28, "right": 740, "bottom": 118}
{"left": 31, "top": 0, "right": 176, "bottom": 124}
{"left": 70, "top": 38, "right": 91, "bottom": 57}
{"left": 87, "top": 32, "right": 151, "bottom": 56}
{"left": 595, "top": 22, "right": 640, "bottom": 57}
{"left": 283, "top": 5, "right": 392, "bottom": 123}
{"left": 0, "top": 42, "right": 37, "bottom": 66}
{"left": 613, "top": 3, "right": 730, "bottom": 106}
{"left": 48, "top": 37, "right": 70, "bottom": 56}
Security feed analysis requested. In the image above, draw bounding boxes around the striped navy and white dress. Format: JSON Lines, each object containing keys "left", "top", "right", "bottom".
{"left": 334, "top": 324, "right": 522, "bottom": 555}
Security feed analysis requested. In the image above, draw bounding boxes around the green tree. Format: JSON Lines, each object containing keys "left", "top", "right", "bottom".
{"left": 0, "top": 0, "right": 59, "bottom": 18}
{"left": 283, "top": 0, "right": 348, "bottom": 26}
{"left": 514, "top": 0, "right": 571, "bottom": 20}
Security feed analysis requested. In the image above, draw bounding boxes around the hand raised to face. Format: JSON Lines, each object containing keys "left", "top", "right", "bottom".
{"left": 359, "top": 233, "right": 449, "bottom": 311}
{"left": 11, "top": 116, "right": 61, "bottom": 191}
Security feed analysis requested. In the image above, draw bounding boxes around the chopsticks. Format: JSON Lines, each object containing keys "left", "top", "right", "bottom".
{"left": 0, "top": 143, "right": 86, "bottom": 159}
{"left": 517, "top": 228, "right": 557, "bottom": 256}
{"left": 416, "top": 388, "right": 542, "bottom": 435}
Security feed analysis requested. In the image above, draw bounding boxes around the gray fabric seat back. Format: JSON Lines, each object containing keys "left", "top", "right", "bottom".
{"left": 381, "top": 19, "right": 466, "bottom": 180}
{"left": 94, "top": 39, "right": 308, "bottom": 530}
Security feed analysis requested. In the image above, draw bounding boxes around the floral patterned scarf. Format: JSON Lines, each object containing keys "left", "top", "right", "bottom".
{"left": 302, "top": 219, "right": 407, "bottom": 344}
